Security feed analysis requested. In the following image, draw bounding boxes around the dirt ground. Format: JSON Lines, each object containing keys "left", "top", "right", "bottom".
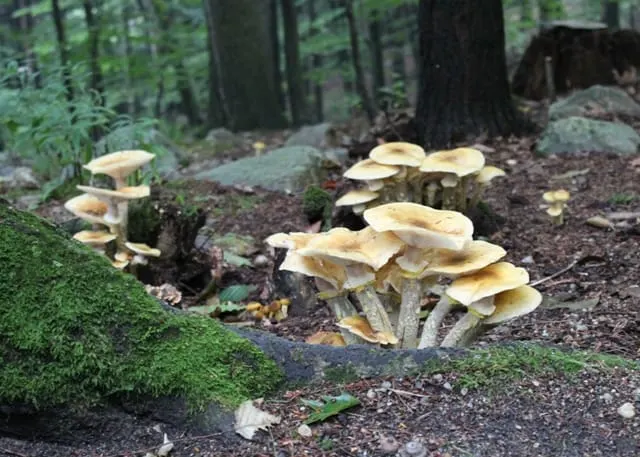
{"left": 3, "top": 108, "right": 640, "bottom": 456}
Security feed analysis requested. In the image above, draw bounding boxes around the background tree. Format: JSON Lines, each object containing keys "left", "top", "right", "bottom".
{"left": 415, "top": 0, "right": 525, "bottom": 148}
{"left": 281, "top": 0, "right": 307, "bottom": 126}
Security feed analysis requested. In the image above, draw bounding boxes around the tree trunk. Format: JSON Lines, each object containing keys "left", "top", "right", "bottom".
{"left": 415, "top": 0, "right": 524, "bottom": 149}
{"left": 308, "top": 0, "right": 324, "bottom": 122}
{"left": 369, "top": 10, "right": 385, "bottom": 102}
{"left": 204, "top": 0, "right": 287, "bottom": 130}
{"left": 281, "top": 0, "right": 307, "bottom": 126}
{"left": 344, "top": 0, "right": 376, "bottom": 123}
{"left": 51, "top": 0, "right": 73, "bottom": 103}
{"left": 270, "top": 0, "right": 286, "bottom": 116}
{"left": 82, "top": 0, "right": 104, "bottom": 104}
{"left": 602, "top": 1, "right": 619, "bottom": 30}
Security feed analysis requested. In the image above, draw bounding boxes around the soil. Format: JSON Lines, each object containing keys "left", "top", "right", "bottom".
{"left": 3, "top": 103, "right": 640, "bottom": 456}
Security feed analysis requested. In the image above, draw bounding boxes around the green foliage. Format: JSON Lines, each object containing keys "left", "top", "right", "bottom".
{"left": 0, "top": 203, "right": 282, "bottom": 409}
{"left": 302, "top": 184, "right": 333, "bottom": 228}
{"left": 608, "top": 192, "right": 636, "bottom": 205}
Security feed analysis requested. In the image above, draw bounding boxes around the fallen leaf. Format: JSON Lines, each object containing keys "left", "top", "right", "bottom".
{"left": 551, "top": 168, "right": 590, "bottom": 180}
{"left": 585, "top": 216, "right": 613, "bottom": 229}
{"left": 234, "top": 399, "right": 281, "bottom": 440}
{"left": 301, "top": 392, "right": 361, "bottom": 424}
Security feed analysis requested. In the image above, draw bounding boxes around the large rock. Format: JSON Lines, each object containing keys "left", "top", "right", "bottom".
{"left": 285, "top": 123, "right": 338, "bottom": 150}
{"left": 96, "top": 126, "right": 186, "bottom": 179}
{"left": 549, "top": 85, "right": 640, "bottom": 121}
{"left": 536, "top": 116, "right": 640, "bottom": 156}
{"left": 193, "top": 146, "right": 327, "bottom": 192}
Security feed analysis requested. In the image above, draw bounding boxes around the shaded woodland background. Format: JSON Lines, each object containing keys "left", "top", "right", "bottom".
{"left": 0, "top": 0, "right": 639, "bottom": 191}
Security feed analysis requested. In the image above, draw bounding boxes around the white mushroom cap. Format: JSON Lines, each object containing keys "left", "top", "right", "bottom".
{"left": 125, "top": 242, "right": 161, "bottom": 257}
{"left": 420, "top": 148, "right": 486, "bottom": 177}
{"left": 476, "top": 166, "right": 506, "bottom": 184}
{"left": 280, "top": 250, "right": 346, "bottom": 290}
{"left": 84, "top": 150, "right": 155, "bottom": 184}
{"left": 265, "top": 232, "right": 316, "bottom": 250}
{"left": 369, "top": 142, "right": 426, "bottom": 167}
{"left": 344, "top": 159, "right": 400, "bottom": 181}
{"left": 418, "top": 240, "right": 507, "bottom": 278}
{"left": 335, "top": 189, "right": 379, "bottom": 207}
{"left": 76, "top": 185, "right": 150, "bottom": 202}
{"left": 64, "top": 194, "right": 110, "bottom": 226}
{"left": 484, "top": 285, "right": 542, "bottom": 324}
{"left": 363, "top": 202, "right": 474, "bottom": 250}
{"left": 73, "top": 230, "right": 117, "bottom": 246}
{"left": 297, "top": 227, "right": 404, "bottom": 270}
{"left": 337, "top": 315, "right": 398, "bottom": 345}
{"left": 366, "top": 179, "right": 385, "bottom": 191}
{"left": 446, "top": 262, "right": 530, "bottom": 306}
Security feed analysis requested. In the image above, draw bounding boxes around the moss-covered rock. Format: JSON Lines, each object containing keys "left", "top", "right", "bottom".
{"left": 0, "top": 200, "right": 283, "bottom": 410}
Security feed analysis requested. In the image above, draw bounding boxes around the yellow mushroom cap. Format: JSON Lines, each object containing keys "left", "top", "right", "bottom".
{"left": 265, "top": 232, "right": 316, "bottom": 250}
{"left": 337, "top": 316, "right": 398, "bottom": 345}
{"left": 344, "top": 159, "right": 400, "bottom": 181}
{"left": 64, "top": 194, "right": 110, "bottom": 225}
{"left": 543, "top": 189, "right": 571, "bottom": 203}
{"left": 279, "top": 250, "right": 346, "bottom": 290}
{"left": 112, "top": 259, "right": 130, "bottom": 270}
{"left": 84, "top": 150, "right": 155, "bottom": 181}
{"left": 369, "top": 142, "right": 426, "bottom": 167}
{"left": 363, "top": 202, "right": 474, "bottom": 250}
{"left": 297, "top": 226, "right": 404, "bottom": 270}
{"left": 125, "top": 242, "right": 161, "bottom": 257}
{"left": 419, "top": 240, "right": 507, "bottom": 278}
{"left": 476, "top": 166, "right": 506, "bottom": 184}
{"left": 419, "top": 148, "right": 486, "bottom": 177}
{"left": 73, "top": 230, "right": 117, "bottom": 246}
{"left": 115, "top": 251, "right": 133, "bottom": 262}
{"left": 546, "top": 206, "right": 563, "bottom": 217}
{"left": 306, "top": 331, "right": 346, "bottom": 346}
{"left": 484, "top": 285, "right": 542, "bottom": 324}
{"left": 446, "top": 261, "right": 530, "bottom": 306}
{"left": 76, "top": 185, "right": 150, "bottom": 202}
{"left": 374, "top": 260, "right": 404, "bottom": 294}
{"left": 335, "top": 189, "right": 379, "bottom": 207}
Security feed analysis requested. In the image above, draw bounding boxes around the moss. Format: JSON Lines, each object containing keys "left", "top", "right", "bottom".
{"left": 302, "top": 185, "right": 332, "bottom": 228}
{"left": 0, "top": 202, "right": 283, "bottom": 410}
{"left": 323, "top": 365, "right": 360, "bottom": 384}
{"left": 420, "top": 344, "right": 638, "bottom": 392}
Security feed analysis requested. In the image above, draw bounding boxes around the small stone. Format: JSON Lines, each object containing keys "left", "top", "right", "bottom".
{"left": 600, "top": 393, "right": 614, "bottom": 404}
{"left": 442, "top": 382, "right": 453, "bottom": 391}
{"left": 432, "top": 374, "right": 443, "bottom": 383}
{"left": 366, "top": 389, "right": 376, "bottom": 399}
{"left": 380, "top": 381, "right": 392, "bottom": 389}
{"left": 378, "top": 436, "right": 400, "bottom": 454}
{"left": 253, "top": 254, "right": 269, "bottom": 267}
{"left": 520, "top": 255, "right": 535, "bottom": 264}
{"left": 297, "top": 424, "right": 312, "bottom": 438}
{"left": 460, "top": 387, "right": 469, "bottom": 396}
{"left": 617, "top": 402, "right": 636, "bottom": 419}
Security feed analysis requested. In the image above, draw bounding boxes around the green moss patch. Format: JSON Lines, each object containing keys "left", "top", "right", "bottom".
{"left": 0, "top": 202, "right": 282, "bottom": 410}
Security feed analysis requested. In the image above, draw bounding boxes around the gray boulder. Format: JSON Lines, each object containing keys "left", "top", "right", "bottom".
{"left": 549, "top": 85, "right": 640, "bottom": 121}
{"left": 193, "top": 146, "right": 327, "bottom": 192}
{"left": 285, "top": 123, "right": 338, "bottom": 150}
{"left": 204, "top": 127, "right": 243, "bottom": 153}
{"left": 537, "top": 116, "right": 640, "bottom": 156}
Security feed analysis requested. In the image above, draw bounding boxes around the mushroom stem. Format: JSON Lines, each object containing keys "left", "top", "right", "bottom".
{"left": 109, "top": 223, "right": 127, "bottom": 251}
{"left": 410, "top": 176, "right": 425, "bottom": 204}
{"left": 468, "top": 183, "right": 487, "bottom": 210}
{"left": 455, "top": 322, "right": 499, "bottom": 347}
{"left": 426, "top": 182, "right": 440, "bottom": 207}
{"left": 441, "top": 185, "right": 456, "bottom": 210}
{"left": 456, "top": 176, "right": 471, "bottom": 213}
{"left": 440, "top": 311, "right": 482, "bottom": 347}
{"left": 315, "top": 278, "right": 366, "bottom": 345}
{"left": 354, "top": 285, "right": 395, "bottom": 336}
{"left": 417, "top": 294, "right": 454, "bottom": 348}
{"left": 395, "top": 277, "right": 422, "bottom": 348}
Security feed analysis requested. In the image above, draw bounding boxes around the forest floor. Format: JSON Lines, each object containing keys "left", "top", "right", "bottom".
{"left": 3, "top": 118, "right": 640, "bottom": 456}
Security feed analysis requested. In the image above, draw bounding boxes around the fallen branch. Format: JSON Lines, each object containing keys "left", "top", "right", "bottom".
{"left": 530, "top": 259, "right": 579, "bottom": 287}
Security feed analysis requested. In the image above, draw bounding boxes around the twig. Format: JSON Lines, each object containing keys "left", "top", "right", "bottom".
{"left": 0, "top": 448, "right": 28, "bottom": 457}
{"left": 384, "top": 388, "right": 430, "bottom": 399}
{"left": 530, "top": 259, "right": 579, "bottom": 287}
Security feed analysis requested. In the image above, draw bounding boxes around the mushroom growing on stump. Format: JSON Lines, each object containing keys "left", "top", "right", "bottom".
{"left": 469, "top": 166, "right": 506, "bottom": 209}
{"left": 363, "top": 202, "right": 474, "bottom": 348}
{"left": 124, "top": 241, "right": 162, "bottom": 277}
{"left": 455, "top": 285, "right": 542, "bottom": 347}
{"left": 76, "top": 185, "right": 150, "bottom": 249}
{"left": 419, "top": 148, "right": 485, "bottom": 212}
{"left": 369, "top": 142, "right": 427, "bottom": 201}
{"left": 440, "top": 261, "right": 530, "bottom": 347}
{"left": 416, "top": 240, "right": 507, "bottom": 348}
{"left": 64, "top": 194, "right": 111, "bottom": 227}
{"left": 335, "top": 189, "right": 380, "bottom": 215}
{"left": 72, "top": 230, "right": 117, "bottom": 256}
{"left": 297, "top": 227, "right": 404, "bottom": 336}
{"left": 83, "top": 150, "right": 155, "bottom": 190}
{"left": 343, "top": 159, "right": 401, "bottom": 204}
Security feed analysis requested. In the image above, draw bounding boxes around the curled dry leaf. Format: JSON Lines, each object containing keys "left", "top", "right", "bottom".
{"left": 145, "top": 283, "right": 182, "bottom": 305}
{"left": 585, "top": 216, "right": 614, "bottom": 229}
{"left": 234, "top": 399, "right": 281, "bottom": 440}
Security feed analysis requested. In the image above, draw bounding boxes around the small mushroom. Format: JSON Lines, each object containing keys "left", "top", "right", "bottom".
{"left": 335, "top": 189, "right": 379, "bottom": 215}
{"left": 83, "top": 150, "right": 155, "bottom": 189}
{"left": 543, "top": 189, "right": 570, "bottom": 225}
{"left": 337, "top": 315, "right": 398, "bottom": 345}
{"left": 124, "top": 241, "right": 161, "bottom": 276}
{"left": 369, "top": 142, "right": 427, "bottom": 201}
{"left": 306, "top": 331, "right": 346, "bottom": 346}
{"left": 343, "top": 159, "right": 401, "bottom": 203}
{"left": 469, "top": 165, "right": 506, "bottom": 209}
{"left": 73, "top": 230, "right": 117, "bottom": 256}
{"left": 64, "top": 194, "right": 110, "bottom": 226}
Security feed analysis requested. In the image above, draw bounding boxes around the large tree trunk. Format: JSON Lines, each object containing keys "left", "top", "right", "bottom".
{"left": 204, "top": 0, "right": 287, "bottom": 130}
{"left": 415, "top": 0, "right": 524, "bottom": 149}
{"left": 270, "top": 0, "right": 286, "bottom": 116}
{"left": 281, "top": 0, "right": 307, "bottom": 126}
{"left": 602, "top": 1, "right": 619, "bottom": 30}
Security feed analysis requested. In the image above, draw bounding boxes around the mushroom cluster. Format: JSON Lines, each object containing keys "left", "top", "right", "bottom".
{"left": 542, "top": 189, "right": 570, "bottom": 225}
{"left": 267, "top": 202, "right": 541, "bottom": 349}
{"left": 64, "top": 149, "right": 162, "bottom": 273}
{"left": 336, "top": 142, "right": 506, "bottom": 215}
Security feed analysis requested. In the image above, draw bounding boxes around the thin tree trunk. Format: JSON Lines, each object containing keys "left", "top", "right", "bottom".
{"left": 308, "top": 0, "right": 323, "bottom": 122}
{"left": 202, "top": 0, "right": 228, "bottom": 127}
{"left": 120, "top": 1, "right": 137, "bottom": 115}
{"left": 270, "top": 0, "right": 286, "bottom": 116}
{"left": 415, "top": 0, "right": 525, "bottom": 148}
{"left": 51, "top": 0, "right": 74, "bottom": 103}
{"left": 344, "top": 0, "right": 376, "bottom": 123}
{"left": 281, "top": 0, "right": 306, "bottom": 126}
{"left": 368, "top": 10, "right": 385, "bottom": 102}
{"left": 82, "top": 0, "right": 104, "bottom": 104}
{"left": 602, "top": 1, "right": 619, "bottom": 30}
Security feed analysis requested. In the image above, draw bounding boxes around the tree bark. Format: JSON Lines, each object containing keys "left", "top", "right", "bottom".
{"left": 344, "top": 0, "right": 376, "bottom": 123}
{"left": 281, "top": 0, "right": 307, "bottom": 126}
{"left": 270, "top": 0, "right": 286, "bottom": 116}
{"left": 82, "top": 0, "right": 104, "bottom": 105}
{"left": 602, "top": 1, "right": 619, "bottom": 30}
{"left": 204, "top": 0, "right": 287, "bottom": 130}
{"left": 308, "top": 0, "right": 324, "bottom": 122}
{"left": 368, "top": 10, "right": 385, "bottom": 102}
{"left": 415, "top": 0, "right": 525, "bottom": 149}
{"left": 51, "top": 0, "right": 74, "bottom": 103}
